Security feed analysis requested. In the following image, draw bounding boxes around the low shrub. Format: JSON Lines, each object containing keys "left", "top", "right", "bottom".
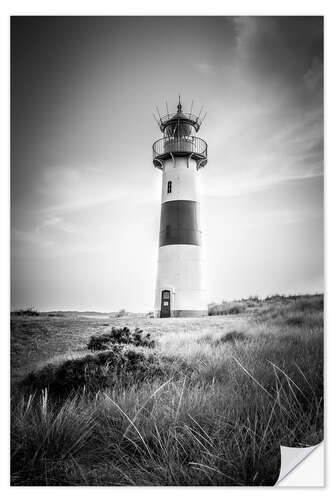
{"left": 12, "top": 307, "right": 40, "bottom": 317}
{"left": 116, "top": 309, "right": 127, "bottom": 317}
{"left": 20, "top": 348, "right": 164, "bottom": 396}
{"left": 87, "top": 327, "right": 155, "bottom": 351}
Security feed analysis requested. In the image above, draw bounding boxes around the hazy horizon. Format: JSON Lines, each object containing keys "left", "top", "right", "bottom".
{"left": 11, "top": 16, "right": 324, "bottom": 312}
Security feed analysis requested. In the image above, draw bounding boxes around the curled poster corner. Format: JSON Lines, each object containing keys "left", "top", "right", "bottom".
{"left": 277, "top": 442, "right": 324, "bottom": 486}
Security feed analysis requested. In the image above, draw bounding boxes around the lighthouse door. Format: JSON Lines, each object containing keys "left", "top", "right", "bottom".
{"left": 160, "top": 290, "right": 171, "bottom": 318}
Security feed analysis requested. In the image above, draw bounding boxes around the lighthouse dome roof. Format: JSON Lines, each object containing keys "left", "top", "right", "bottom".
{"left": 158, "top": 99, "right": 203, "bottom": 133}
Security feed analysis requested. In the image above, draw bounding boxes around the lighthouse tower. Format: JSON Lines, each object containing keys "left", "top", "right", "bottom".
{"left": 153, "top": 99, "right": 208, "bottom": 318}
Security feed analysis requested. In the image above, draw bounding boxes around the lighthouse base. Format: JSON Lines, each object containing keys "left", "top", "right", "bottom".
{"left": 154, "top": 245, "right": 207, "bottom": 318}
{"left": 156, "top": 309, "right": 207, "bottom": 319}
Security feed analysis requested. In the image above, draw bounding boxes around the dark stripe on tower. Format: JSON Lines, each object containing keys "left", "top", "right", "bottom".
{"left": 159, "top": 200, "right": 201, "bottom": 247}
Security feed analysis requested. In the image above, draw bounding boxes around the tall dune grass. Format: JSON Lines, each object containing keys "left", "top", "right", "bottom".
{"left": 11, "top": 295, "right": 323, "bottom": 486}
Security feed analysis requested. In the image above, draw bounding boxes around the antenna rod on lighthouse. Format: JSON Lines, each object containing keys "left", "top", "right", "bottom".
{"left": 152, "top": 113, "right": 160, "bottom": 127}
{"left": 165, "top": 100, "right": 169, "bottom": 116}
{"left": 190, "top": 99, "right": 194, "bottom": 115}
{"left": 156, "top": 106, "right": 162, "bottom": 122}
{"left": 198, "top": 105, "right": 204, "bottom": 120}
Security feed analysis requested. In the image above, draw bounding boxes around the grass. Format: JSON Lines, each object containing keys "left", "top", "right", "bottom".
{"left": 11, "top": 294, "right": 323, "bottom": 486}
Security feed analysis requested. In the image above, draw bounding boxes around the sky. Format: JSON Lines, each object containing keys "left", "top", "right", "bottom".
{"left": 11, "top": 16, "right": 324, "bottom": 311}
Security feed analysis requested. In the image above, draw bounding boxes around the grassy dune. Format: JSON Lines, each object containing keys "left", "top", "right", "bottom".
{"left": 11, "top": 295, "right": 323, "bottom": 486}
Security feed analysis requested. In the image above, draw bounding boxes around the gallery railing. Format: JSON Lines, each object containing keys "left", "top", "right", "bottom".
{"left": 152, "top": 136, "right": 207, "bottom": 168}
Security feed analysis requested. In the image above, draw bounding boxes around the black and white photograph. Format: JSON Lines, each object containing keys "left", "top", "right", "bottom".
{"left": 10, "top": 15, "right": 324, "bottom": 486}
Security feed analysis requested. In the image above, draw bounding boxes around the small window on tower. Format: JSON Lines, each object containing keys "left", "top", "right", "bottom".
{"left": 167, "top": 181, "right": 172, "bottom": 194}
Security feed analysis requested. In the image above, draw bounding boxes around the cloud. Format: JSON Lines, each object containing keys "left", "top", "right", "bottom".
{"left": 231, "top": 16, "right": 323, "bottom": 87}
{"left": 304, "top": 57, "right": 323, "bottom": 94}
{"left": 233, "top": 16, "right": 263, "bottom": 57}
{"left": 35, "top": 216, "right": 80, "bottom": 235}
{"left": 35, "top": 164, "right": 156, "bottom": 216}
{"left": 194, "top": 62, "right": 211, "bottom": 74}
{"left": 11, "top": 228, "right": 54, "bottom": 249}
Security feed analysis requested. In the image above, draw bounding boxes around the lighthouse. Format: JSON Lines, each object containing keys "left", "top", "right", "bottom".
{"left": 153, "top": 99, "right": 208, "bottom": 318}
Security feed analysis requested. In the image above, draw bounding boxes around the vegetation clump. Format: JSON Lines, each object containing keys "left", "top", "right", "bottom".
{"left": 20, "top": 348, "right": 163, "bottom": 396}
{"left": 208, "top": 294, "right": 324, "bottom": 316}
{"left": 116, "top": 308, "right": 127, "bottom": 317}
{"left": 87, "top": 327, "right": 155, "bottom": 351}
{"left": 12, "top": 307, "right": 40, "bottom": 317}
